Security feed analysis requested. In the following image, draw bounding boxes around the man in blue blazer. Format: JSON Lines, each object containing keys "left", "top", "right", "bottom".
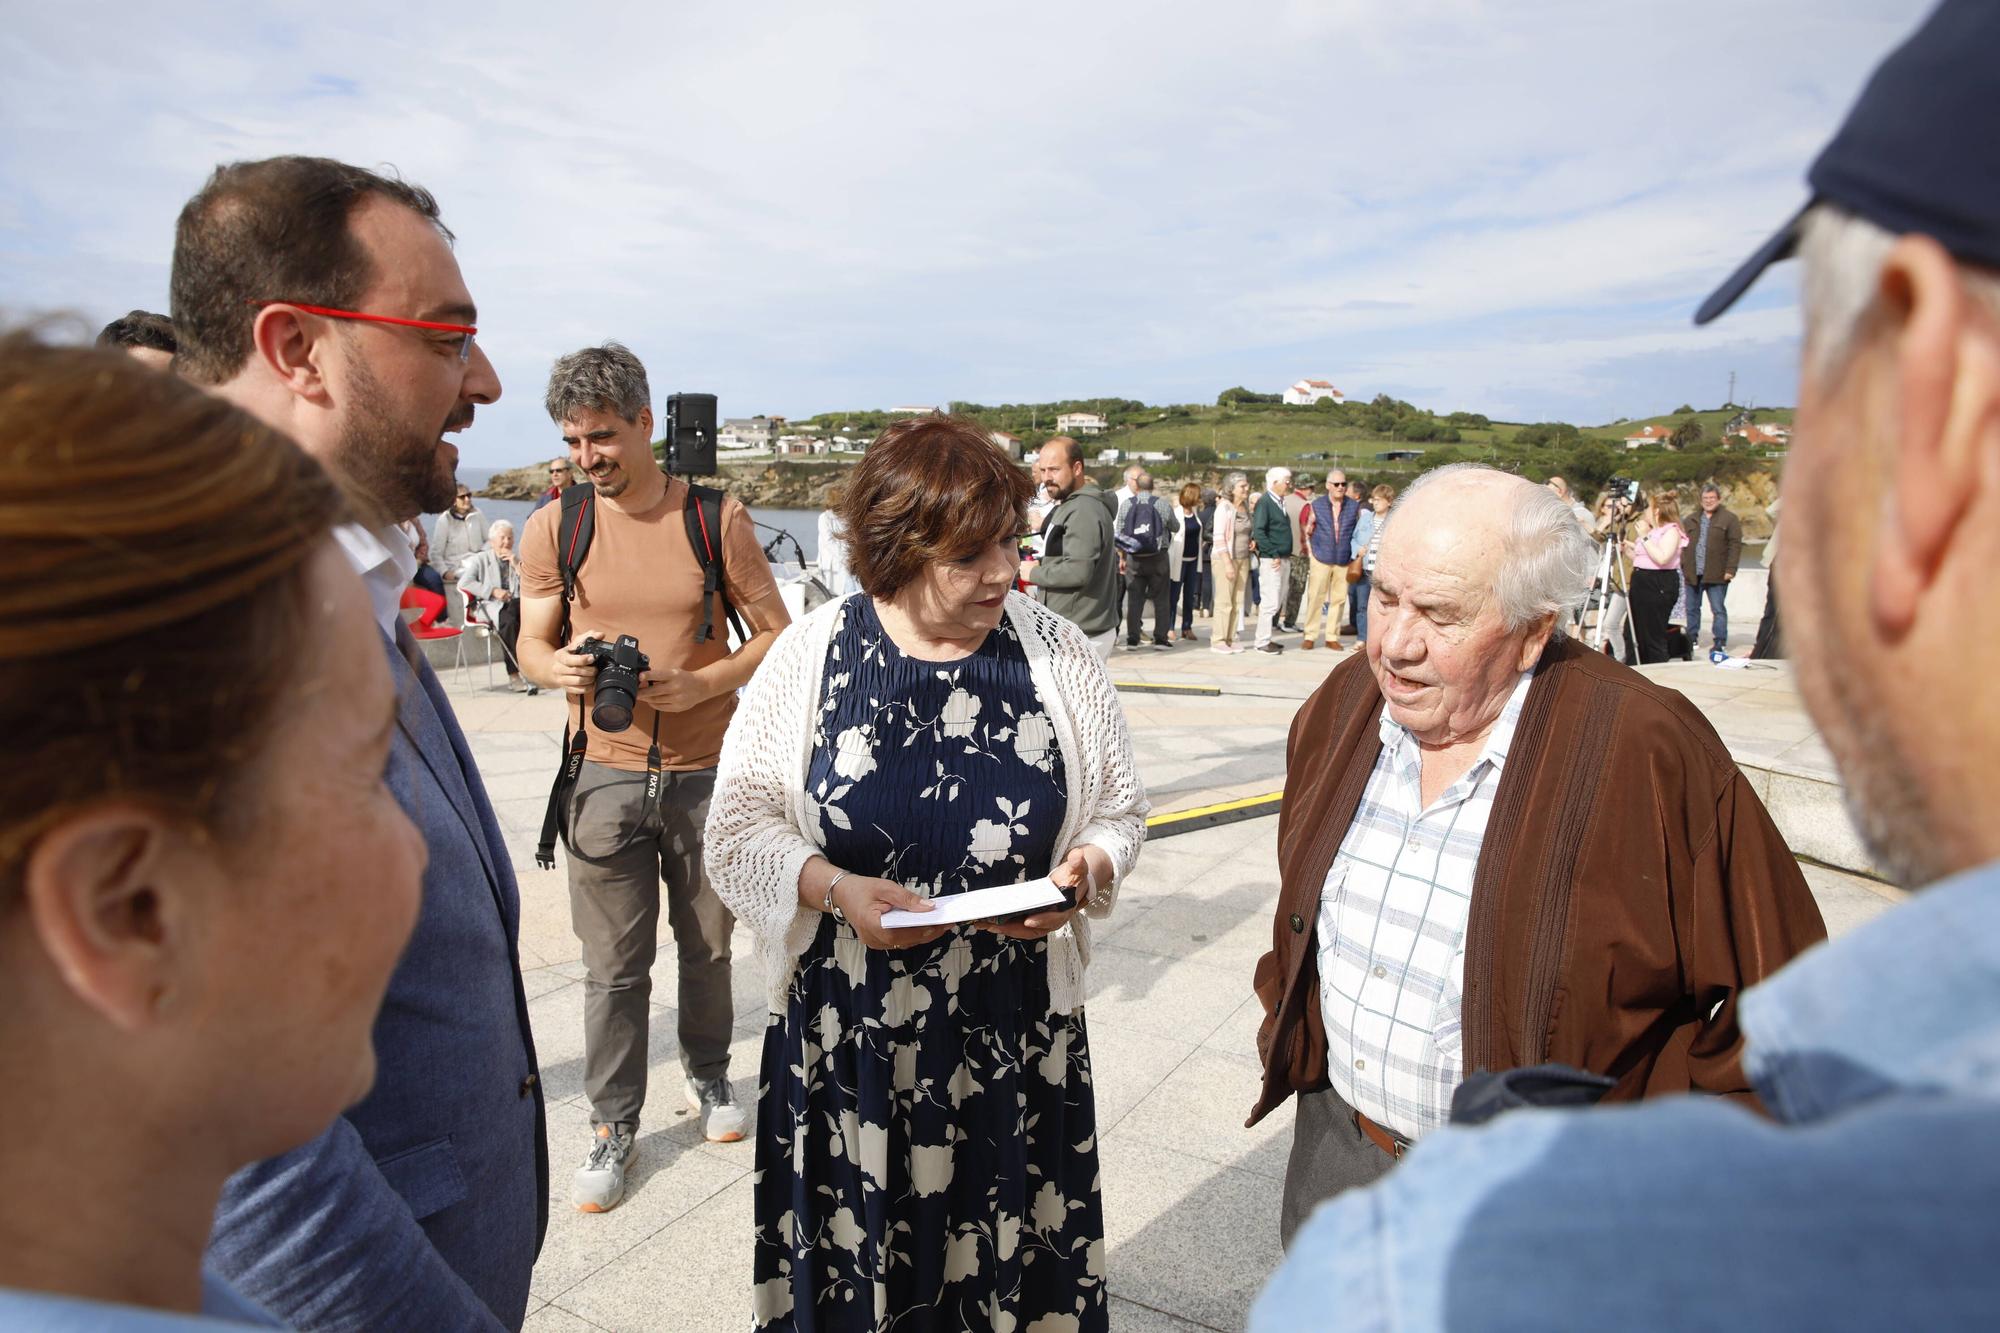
{"left": 171, "top": 156, "right": 547, "bottom": 1329}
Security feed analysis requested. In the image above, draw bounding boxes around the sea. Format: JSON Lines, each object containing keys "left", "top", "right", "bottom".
{"left": 435, "top": 469, "right": 819, "bottom": 562}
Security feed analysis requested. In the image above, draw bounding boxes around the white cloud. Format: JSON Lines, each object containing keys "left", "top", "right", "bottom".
{"left": 0, "top": 0, "right": 1930, "bottom": 463}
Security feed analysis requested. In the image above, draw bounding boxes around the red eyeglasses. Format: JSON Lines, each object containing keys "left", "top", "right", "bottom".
{"left": 249, "top": 300, "right": 478, "bottom": 361}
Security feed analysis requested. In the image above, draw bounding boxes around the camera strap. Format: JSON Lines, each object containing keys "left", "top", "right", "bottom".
{"left": 534, "top": 702, "right": 664, "bottom": 870}
{"left": 536, "top": 697, "right": 590, "bottom": 870}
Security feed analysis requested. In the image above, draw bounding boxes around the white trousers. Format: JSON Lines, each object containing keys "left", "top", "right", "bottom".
{"left": 1253, "top": 557, "right": 1287, "bottom": 648}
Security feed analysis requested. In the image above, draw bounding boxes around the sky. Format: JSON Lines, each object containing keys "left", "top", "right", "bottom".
{"left": 1, "top": 0, "right": 1932, "bottom": 469}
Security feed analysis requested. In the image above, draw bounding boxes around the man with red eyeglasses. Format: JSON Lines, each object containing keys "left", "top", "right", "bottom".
{"left": 170, "top": 156, "right": 544, "bottom": 1332}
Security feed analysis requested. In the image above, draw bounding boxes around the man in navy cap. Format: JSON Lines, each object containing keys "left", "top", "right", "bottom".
{"left": 1253, "top": 2, "right": 2000, "bottom": 1325}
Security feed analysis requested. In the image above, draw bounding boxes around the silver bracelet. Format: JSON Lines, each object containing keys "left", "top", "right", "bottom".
{"left": 822, "top": 870, "right": 850, "bottom": 925}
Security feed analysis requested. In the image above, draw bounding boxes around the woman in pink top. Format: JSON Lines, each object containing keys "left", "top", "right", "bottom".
{"left": 1627, "top": 490, "right": 1689, "bottom": 663}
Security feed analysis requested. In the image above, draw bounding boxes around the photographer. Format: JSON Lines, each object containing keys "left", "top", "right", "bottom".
{"left": 1590, "top": 487, "right": 1640, "bottom": 662}
{"left": 517, "top": 344, "right": 789, "bottom": 1215}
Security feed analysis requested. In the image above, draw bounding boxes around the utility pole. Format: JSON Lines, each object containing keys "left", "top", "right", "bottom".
{"left": 1728, "top": 370, "right": 1737, "bottom": 408}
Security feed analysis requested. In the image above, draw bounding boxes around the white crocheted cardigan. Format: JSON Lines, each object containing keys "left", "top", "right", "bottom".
{"left": 704, "top": 591, "right": 1149, "bottom": 1014}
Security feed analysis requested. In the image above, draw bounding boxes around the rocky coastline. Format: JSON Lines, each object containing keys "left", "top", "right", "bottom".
{"left": 479, "top": 460, "right": 1777, "bottom": 537}
{"left": 479, "top": 461, "right": 852, "bottom": 509}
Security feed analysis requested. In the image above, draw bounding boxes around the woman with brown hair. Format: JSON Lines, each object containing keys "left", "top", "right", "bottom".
{"left": 1628, "top": 488, "right": 1691, "bottom": 663}
{"left": 0, "top": 334, "right": 422, "bottom": 1326}
{"left": 1167, "top": 479, "right": 1206, "bottom": 641}
{"left": 706, "top": 415, "right": 1147, "bottom": 1332}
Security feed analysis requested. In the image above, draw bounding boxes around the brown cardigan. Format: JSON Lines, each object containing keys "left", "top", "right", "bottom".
{"left": 1247, "top": 637, "right": 1826, "bottom": 1128}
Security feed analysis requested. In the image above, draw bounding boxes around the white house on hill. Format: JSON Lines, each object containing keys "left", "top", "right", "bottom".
{"left": 1284, "top": 379, "right": 1346, "bottom": 406}
{"left": 888, "top": 404, "right": 941, "bottom": 417}
{"left": 989, "top": 429, "right": 1023, "bottom": 459}
{"left": 1056, "top": 411, "right": 1109, "bottom": 435}
{"left": 1623, "top": 425, "right": 1675, "bottom": 450}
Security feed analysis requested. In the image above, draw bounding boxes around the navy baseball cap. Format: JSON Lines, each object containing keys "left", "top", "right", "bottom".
{"left": 1695, "top": 0, "right": 2000, "bottom": 325}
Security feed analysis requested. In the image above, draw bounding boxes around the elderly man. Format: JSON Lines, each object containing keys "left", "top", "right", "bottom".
{"left": 1255, "top": 4, "right": 2000, "bottom": 1325}
{"left": 1247, "top": 463, "right": 1824, "bottom": 1245}
{"left": 1681, "top": 482, "right": 1743, "bottom": 656}
{"left": 1300, "top": 468, "right": 1360, "bottom": 650}
{"left": 1249, "top": 466, "right": 1294, "bottom": 654}
{"left": 1545, "top": 474, "right": 1593, "bottom": 528}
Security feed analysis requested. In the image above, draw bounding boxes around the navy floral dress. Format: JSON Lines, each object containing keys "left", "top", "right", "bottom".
{"left": 751, "top": 596, "right": 1107, "bottom": 1332}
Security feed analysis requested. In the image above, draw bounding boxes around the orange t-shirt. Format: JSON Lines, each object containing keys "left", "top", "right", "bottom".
{"left": 520, "top": 478, "right": 779, "bottom": 772}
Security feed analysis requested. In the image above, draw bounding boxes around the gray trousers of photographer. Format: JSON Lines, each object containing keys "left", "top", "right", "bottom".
{"left": 567, "top": 760, "right": 735, "bottom": 1129}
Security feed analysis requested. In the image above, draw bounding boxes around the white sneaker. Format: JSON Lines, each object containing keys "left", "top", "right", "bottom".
{"left": 572, "top": 1123, "right": 635, "bottom": 1213}
{"left": 687, "top": 1075, "right": 747, "bottom": 1143}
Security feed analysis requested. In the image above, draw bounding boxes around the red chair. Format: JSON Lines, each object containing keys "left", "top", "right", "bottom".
{"left": 399, "top": 586, "right": 460, "bottom": 641}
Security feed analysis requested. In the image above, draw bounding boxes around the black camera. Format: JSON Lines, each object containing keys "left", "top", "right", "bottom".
{"left": 1605, "top": 477, "right": 1641, "bottom": 507}
{"left": 578, "top": 634, "right": 649, "bottom": 732}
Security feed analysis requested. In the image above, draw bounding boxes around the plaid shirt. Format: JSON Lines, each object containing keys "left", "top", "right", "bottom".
{"left": 1315, "top": 670, "right": 1534, "bottom": 1140}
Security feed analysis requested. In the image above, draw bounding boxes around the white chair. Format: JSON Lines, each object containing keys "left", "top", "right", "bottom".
{"left": 454, "top": 587, "right": 498, "bottom": 688}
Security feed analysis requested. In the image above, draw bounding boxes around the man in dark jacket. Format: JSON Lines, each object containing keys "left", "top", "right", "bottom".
{"left": 1249, "top": 466, "right": 1295, "bottom": 654}
{"left": 1027, "top": 436, "right": 1120, "bottom": 659}
{"left": 1249, "top": 464, "right": 1822, "bottom": 1246}
{"left": 1680, "top": 483, "right": 1744, "bottom": 654}
{"left": 177, "top": 155, "right": 546, "bottom": 1330}
{"left": 1114, "top": 470, "right": 1180, "bottom": 650}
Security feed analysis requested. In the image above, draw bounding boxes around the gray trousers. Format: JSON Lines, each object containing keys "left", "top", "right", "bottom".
{"left": 567, "top": 760, "right": 735, "bottom": 1128}
{"left": 1280, "top": 1084, "right": 1396, "bottom": 1250}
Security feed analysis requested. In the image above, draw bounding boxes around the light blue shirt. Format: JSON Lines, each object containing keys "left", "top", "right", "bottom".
{"left": 1253, "top": 860, "right": 2000, "bottom": 1331}
{"left": 0, "top": 1269, "right": 278, "bottom": 1329}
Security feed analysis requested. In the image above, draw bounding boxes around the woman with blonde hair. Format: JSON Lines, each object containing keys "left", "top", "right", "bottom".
{"left": 1209, "top": 472, "right": 1253, "bottom": 653}
{"left": 0, "top": 334, "right": 422, "bottom": 1324}
{"left": 1627, "top": 488, "right": 1690, "bottom": 663}
{"left": 706, "top": 415, "right": 1146, "bottom": 1331}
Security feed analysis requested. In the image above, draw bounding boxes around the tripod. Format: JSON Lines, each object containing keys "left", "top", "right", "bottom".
{"left": 1587, "top": 530, "right": 1636, "bottom": 659}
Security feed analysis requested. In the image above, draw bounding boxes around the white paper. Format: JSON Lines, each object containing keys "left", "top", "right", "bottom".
{"left": 879, "top": 877, "right": 1067, "bottom": 929}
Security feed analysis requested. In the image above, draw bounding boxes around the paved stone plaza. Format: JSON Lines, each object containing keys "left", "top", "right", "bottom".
{"left": 434, "top": 576, "right": 1899, "bottom": 1332}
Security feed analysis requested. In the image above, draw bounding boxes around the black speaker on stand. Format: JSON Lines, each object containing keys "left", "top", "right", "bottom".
{"left": 664, "top": 393, "right": 718, "bottom": 476}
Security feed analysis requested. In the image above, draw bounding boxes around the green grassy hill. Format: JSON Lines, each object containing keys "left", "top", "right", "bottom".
{"left": 791, "top": 396, "right": 1791, "bottom": 503}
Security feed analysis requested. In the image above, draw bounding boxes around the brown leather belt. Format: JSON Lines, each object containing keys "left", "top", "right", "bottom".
{"left": 1354, "top": 1110, "right": 1410, "bottom": 1159}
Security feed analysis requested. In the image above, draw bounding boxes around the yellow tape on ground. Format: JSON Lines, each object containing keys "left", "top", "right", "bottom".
{"left": 1145, "top": 791, "right": 1284, "bottom": 839}
{"left": 1111, "top": 681, "right": 1224, "bottom": 697}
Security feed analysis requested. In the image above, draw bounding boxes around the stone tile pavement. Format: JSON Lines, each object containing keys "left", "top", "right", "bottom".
{"left": 430, "top": 590, "right": 1897, "bottom": 1332}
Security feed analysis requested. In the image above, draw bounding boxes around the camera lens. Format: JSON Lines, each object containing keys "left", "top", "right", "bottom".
{"left": 592, "top": 693, "right": 634, "bottom": 732}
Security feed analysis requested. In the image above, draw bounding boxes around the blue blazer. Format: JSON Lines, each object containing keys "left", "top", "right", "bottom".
{"left": 207, "top": 627, "right": 547, "bottom": 1331}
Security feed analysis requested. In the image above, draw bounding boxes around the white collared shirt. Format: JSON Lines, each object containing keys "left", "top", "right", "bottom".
{"left": 1315, "top": 669, "right": 1535, "bottom": 1140}
{"left": 335, "top": 522, "right": 420, "bottom": 639}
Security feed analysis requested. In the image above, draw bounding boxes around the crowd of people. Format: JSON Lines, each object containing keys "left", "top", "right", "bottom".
{"left": 1021, "top": 448, "right": 1404, "bottom": 662}
{"left": 2, "top": 2, "right": 1996, "bottom": 1327}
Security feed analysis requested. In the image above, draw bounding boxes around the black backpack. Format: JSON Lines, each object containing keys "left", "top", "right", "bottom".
{"left": 552, "top": 481, "right": 746, "bottom": 646}
{"left": 535, "top": 480, "right": 748, "bottom": 868}
{"left": 1115, "top": 495, "right": 1162, "bottom": 556}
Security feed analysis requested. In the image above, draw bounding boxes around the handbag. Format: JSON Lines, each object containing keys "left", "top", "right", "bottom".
{"left": 1344, "top": 555, "right": 1364, "bottom": 586}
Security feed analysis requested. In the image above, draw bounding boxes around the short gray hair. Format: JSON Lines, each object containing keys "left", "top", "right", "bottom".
{"left": 1801, "top": 202, "right": 2000, "bottom": 380}
{"left": 1701, "top": 482, "right": 1722, "bottom": 497}
{"left": 1222, "top": 471, "right": 1248, "bottom": 497}
{"left": 544, "top": 341, "right": 651, "bottom": 425}
{"left": 1388, "top": 463, "right": 1597, "bottom": 636}
{"left": 488, "top": 518, "right": 514, "bottom": 541}
{"left": 1265, "top": 466, "right": 1293, "bottom": 488}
